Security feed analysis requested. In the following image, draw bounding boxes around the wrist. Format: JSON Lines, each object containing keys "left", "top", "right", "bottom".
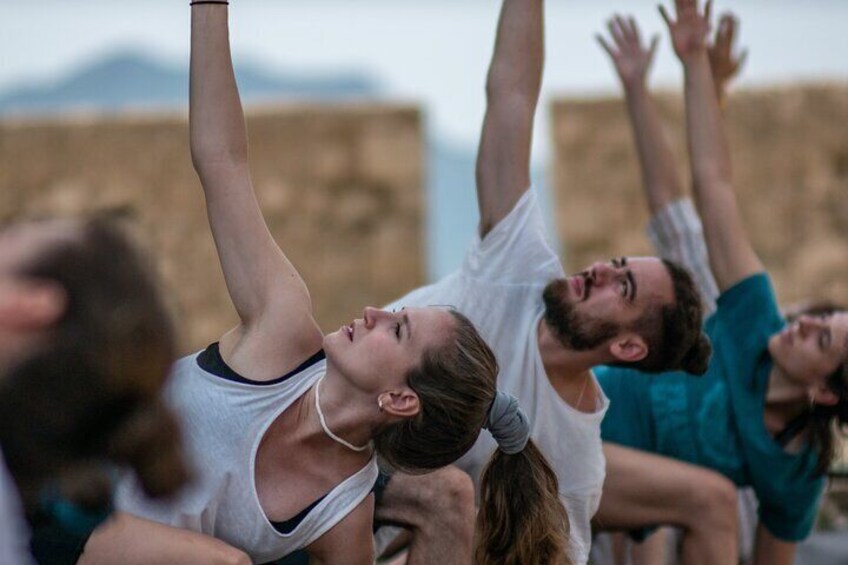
{"left": 622, "top": 79, "right": 648, "bottom": 95}
{"left": 680, "top": 49, "right": 710, "bottom": 70}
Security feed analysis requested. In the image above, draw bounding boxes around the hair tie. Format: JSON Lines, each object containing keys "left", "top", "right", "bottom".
{"left": 485, "top": 391, "right": 531, "bottom": 455}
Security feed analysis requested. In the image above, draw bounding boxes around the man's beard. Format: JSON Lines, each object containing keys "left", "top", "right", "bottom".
{"left": 542, "top": 279, "right": 619, "bottom": 351}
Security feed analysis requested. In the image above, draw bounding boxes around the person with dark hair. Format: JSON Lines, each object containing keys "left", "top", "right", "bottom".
{"left": 370, "top": 1, "right": 711, "bottom": 563}
{"left": 82, "top": 3, "right": 570, "bottom": 564}
{"left": 592, "top": 3, "right": 848, "bottom": 564}
{"left": 0, "top": 217, "right": 190, "bottom": 564}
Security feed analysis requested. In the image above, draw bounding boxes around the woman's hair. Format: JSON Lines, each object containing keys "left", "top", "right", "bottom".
{"left": 475, "top": 440, "right": 571, "bottom": 565}
{"left": 374, "top": 310, "right": 497, "bottom": 471}
{"left": 0, "top": 217, "right": 189, "bottom": 508}
{"left": 373, "top": 310, "right": 570, "bottom": 563}
{"left": 784, "top": 301, "right": 848, "bottom": 475}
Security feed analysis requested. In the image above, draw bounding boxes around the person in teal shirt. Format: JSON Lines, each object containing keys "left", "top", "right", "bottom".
{"left": 594, "top": 3, "right": 848, "bottom": 564}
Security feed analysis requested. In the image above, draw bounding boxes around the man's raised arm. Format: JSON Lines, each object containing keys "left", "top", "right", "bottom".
{"left": 476, "top": 0, "right": 545, "bottom": 238}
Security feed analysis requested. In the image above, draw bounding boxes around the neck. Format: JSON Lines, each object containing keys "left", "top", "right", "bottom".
{"left": 763, "top": 364, "right": 811, "bottom": 432}
{"left": 302, "top": 365, "right": 376, "bottom": 452}
{"left": 537, "top": 319, "right": 606, "bottom": 412}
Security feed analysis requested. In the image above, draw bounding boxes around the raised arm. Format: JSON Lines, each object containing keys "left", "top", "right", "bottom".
{"left": 476, "top": 0, "right": 544, "bottom": 238}
{"left": 598, "top": 15, "right": 682, "bottom": 213}
{"left": 661, "top": 0, "right": 763, "bottom": 291}
{"left": 190, "top": 4, "right": 320, "bottom": 374}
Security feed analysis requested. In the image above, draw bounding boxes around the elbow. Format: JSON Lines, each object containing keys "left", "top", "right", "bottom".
{"left": 190, "top": 144, "right": 248, "bottom": 176}
{"left": 692, "top": 166, "right": 732, "bottom": 191}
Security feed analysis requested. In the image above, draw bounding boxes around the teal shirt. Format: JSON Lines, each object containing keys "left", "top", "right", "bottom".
{"left": 597, "top": 273, "right": 826, "bottom": 541}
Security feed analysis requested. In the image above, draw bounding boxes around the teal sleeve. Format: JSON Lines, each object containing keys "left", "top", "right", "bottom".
{"left": 758, "top": 477, "right": 825, "bottom": 541}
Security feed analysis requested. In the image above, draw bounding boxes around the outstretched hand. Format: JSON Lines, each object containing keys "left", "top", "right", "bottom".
{"left": 597, "top": 15, "right": 659, "bottom": 89}
{"left": 659, "top": 0, "right": 712, "bottom": 63}
{"left": 708, "top": 13, "right": 747, "bottom": 91}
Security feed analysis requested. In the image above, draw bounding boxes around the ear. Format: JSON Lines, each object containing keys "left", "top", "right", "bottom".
{"left": 609, "top": 333, "right": 648, "bottom": 363}
{"left": 812, "top": 384, "right": 839, "bottom": 408}
{"left": 0, "top": 280, "right": 67, "bottom": 331}
{"left": 378, "top": 387, "right": 420, "bottom": 420}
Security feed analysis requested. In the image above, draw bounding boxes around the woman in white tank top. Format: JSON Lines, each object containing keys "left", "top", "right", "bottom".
{"left": 80, "top": 3, "right": 574, "bottom": 564}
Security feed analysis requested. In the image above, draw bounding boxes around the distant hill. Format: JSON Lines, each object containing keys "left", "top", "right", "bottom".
{"left": 0, "top": 50, "right": 379, "bottom": 116}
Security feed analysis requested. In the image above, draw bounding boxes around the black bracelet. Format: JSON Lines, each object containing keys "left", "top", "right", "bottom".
{"left": 190, "top": 1, "right": 228, "bottom": 6}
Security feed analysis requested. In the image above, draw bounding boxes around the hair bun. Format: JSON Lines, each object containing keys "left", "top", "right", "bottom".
{"left": 682, "top": 335, "right": 712, "bottom": 376}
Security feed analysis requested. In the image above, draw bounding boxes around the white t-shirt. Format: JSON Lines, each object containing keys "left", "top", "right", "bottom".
{"left": 0, "top": 449, "right": 33, "bottom": 565}
{"left": 386, "top": 189, "right": 609, "bottom": 564}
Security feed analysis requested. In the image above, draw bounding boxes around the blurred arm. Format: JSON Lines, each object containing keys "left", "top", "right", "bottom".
{"left": 598, "top": 15, "right": 683, "bottom": 213}
{"left": 476, "top": 0, "right": 544, "bottom": 238}
{"left": 81, "top": 512, "right": 250, "bottom": 565}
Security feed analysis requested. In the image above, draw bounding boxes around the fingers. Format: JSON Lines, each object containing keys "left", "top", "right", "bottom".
{"left": 735, "top": 48, "right": 749, "bottom": 73}
{"left": 704, "top": 0, "right": 714, "bottom": 28}
{"left": 608, "top": 16, "right": 626, "bottom": 48}
{"left": 723, "top": 13, "right": 737, "bottom": 48}
{"left": 596, "top": 33, "right": 615, "bottom": 59}
{"left": 658, "top": 4, "right": 673, "bottom": 29}
{"left": 627, "top": 16, "right": 641, "bottom": 44}
{"left": 647, "top": 35, "right": 661, "bottom": 64}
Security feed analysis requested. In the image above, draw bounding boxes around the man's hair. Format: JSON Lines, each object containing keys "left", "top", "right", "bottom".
{"left": 614, "top": 259, "right": 712, "bottom": 375}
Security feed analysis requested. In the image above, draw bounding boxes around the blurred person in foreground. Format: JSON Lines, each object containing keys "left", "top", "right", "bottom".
{"left": 369, "top": 0, "right": 711, "bottom": 563}
{"left": 0, "top": 215, "right": 189, "bottom": 564}
{"left": 591, "top": 2, "right": 848, "bottom": 564}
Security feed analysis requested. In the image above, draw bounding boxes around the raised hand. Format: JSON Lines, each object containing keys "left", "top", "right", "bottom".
{"left": 597, "top": 15, "right": 659, "bottom": 90}
{"left": 659, "top": 0, "right": 712, "bottom": 63}
{"left": 708, "top": 13, "right": 747, "bottom": 93}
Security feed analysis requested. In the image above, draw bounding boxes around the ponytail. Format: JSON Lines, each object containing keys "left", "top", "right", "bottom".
{"left": 475, "top": 393, "right": 571, "bottom": 565}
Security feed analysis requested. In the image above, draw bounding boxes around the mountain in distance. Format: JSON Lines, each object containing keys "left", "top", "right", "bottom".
{"left": 0, "top": 50, "right": 379, "bottom": 116}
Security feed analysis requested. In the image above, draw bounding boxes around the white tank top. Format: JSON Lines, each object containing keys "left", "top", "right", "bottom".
{"left": 115, "top": 347, "right": 379, "bottom": 563}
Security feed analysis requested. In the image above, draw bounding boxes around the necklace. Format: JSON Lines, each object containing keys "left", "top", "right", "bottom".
{"left": 314, "top": 376, "right": 371, "bottom": 453}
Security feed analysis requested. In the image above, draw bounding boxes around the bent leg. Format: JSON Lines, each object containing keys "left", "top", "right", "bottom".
{"left": 374, "top": 466, "right": 475, "bottom": 565}
{"left": 594, "top": 443, "right": 738, "bottom": 565}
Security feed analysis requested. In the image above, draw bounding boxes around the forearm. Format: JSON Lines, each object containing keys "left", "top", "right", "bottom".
{"left": 623, "top": 81, "right": 684, "bottom": 213}
{"left": 682, "top": 49, "right": 761, "bottom": 288}
{"left": 190, "top": 4, "right": 248, "bottom": 174}
{"left": 486, "top": 0, "right": 544, "bottom": 107}
{"left": 476, "top": 0, "right": 544, "bottom": 236}
{"left": 683, "top": 51, "right": 732, "bottom": 195}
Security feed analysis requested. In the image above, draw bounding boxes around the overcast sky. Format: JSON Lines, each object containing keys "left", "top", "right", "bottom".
{"left": 3, "top": 0, "right": 847, "bottom": 155}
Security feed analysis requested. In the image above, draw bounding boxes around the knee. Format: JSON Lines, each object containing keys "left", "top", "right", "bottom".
{"left": 441, "top": 467, "right": 476, "bottom": 520}
{"left": 686, "top": 473, "right": 738, "bottom": 533}
{"left": 417, "top": 466, "right": 476, "bottom": 528}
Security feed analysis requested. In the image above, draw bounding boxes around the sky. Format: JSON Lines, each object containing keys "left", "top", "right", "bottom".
{"left": 2, "top": 0, "right": 848, "bottom": 161}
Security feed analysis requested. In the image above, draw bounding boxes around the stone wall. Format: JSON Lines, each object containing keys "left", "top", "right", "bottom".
{"left": 0, "top": 104, "right": 424, "bottom": 353}
{"left": 551, "top": 85, "right": 848, "bottom": 308}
